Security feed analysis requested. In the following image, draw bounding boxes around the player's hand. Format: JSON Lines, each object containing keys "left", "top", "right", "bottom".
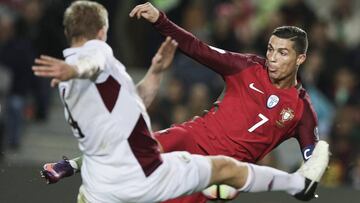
{"left": 32, "top": 55, "right": 78, "bottom": 87}
{"left": 151, "top": 37, "right": 178, "bottom": 73}
{"left": 129, "top": 2, "right": 160, "bottom": 23}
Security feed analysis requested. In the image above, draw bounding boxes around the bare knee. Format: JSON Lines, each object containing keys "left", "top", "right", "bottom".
{"left": 208, "top": 155, "right": 248, "bottom": 188}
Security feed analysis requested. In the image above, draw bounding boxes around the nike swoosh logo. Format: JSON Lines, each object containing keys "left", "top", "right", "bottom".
{"left": 249, "top": 83, "right": 264, "bottom": 94}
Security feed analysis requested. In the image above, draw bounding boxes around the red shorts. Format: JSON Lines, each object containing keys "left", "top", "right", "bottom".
{"left": 154, "top": 126, "right": 207, "bottom": 155}
{"left": 154, "top": 123, "right": 238, "bottom": 157}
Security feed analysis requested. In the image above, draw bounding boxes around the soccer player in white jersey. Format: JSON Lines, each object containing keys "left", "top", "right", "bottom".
{"left": 33, "top": 1, "right": 329, "bottom": 202}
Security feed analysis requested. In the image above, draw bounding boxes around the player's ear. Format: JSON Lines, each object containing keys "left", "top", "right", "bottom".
{"left": 97, "top": 26, "right": 108, "bottom": 41}
{"left": 296, "top": 54, "right": 306, "bottom": 66}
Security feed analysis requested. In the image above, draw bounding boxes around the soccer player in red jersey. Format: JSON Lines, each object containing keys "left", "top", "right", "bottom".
{"left": 130, "top": 2, "right": 318, "bottom": 163}
{"left": 42, "top": 2, "right": 323, "bottom": 202}
{"left": 128, "top": 3, "right": 320, "bottom": 202}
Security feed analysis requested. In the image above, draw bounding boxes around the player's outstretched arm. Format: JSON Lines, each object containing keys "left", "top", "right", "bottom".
{"left": 41, "top": 156, "right": 82, "bottom": 184}
{"left": 130, "top": 2, "right": 251, "bottom": 76}
{"left": 136, "top": 36, "right": 178, "bottom": 108}
{"left": 32, "top": 55, "right": 78, "bottom": 87}
{"left": 33, "top": 54, "right": 104, "bottom": 87}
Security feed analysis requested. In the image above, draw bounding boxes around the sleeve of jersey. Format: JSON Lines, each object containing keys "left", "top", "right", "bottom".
{"left": 153, "top": 12, "right": 255, "bottom": 76}
{"left": 295, "top": 98, "right": 319, "bottom": 161}
{"left": 74, "top": 40, "right": 111, "bottom": 79}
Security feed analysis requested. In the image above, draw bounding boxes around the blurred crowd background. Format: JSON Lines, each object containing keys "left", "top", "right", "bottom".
{"left": 0, "top": 0, "right": 359, "bottom": 193}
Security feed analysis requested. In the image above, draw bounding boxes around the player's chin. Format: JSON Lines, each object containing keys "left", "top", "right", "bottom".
{"left": 268, "top": 71, "right": 279, "bottom": 80}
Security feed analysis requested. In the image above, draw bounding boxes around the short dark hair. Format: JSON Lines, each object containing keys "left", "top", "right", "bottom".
{"left": 272, "top": 26, "right": 308, "bottom": 54}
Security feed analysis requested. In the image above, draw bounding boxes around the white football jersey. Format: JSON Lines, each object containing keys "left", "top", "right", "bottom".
{"left": 60, "top": 40, "right": 162, "bottom": 193}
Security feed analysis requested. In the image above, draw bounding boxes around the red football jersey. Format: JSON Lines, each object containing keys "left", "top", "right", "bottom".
{"left": 154, "top": 12, "right": 319, "bottom": 163}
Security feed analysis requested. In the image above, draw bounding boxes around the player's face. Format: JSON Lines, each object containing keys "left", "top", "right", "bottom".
{"left": 266, "top": 35, "right": 305, "bottom": 85}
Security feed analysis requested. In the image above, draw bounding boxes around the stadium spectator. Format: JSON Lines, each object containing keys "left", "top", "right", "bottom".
{"left": 152, "top": 77, "right": 186, "bottom": 128}
{"left": 278, "top": 0, "right": 316, "bottom": 31}
{"left": 332, "top": 68, "right": 359, "bottom": 107}
{"left": 327, "top": 104, "right": 360, "bottom": 186}
{"left": 351, "top": 155, "right": 360, "bottom": 190}
{"left": 300, "top": 50, "right": 335, "bottom": 140}
{"left": 0, "top": 5, "right": 34, "bottom": 150}
{"left": 0, "top": 60, "right": 11, "bottom": 160}
{"left": 327, "top": 0, "right": 360, "bottom": 49}
{"left": 19, "top": 0, "right": 51, "bottom": 121}
{"left": 170, "top": 1, "right": 223, "bottom": 100}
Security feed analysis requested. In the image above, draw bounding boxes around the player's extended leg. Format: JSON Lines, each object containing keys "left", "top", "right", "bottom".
{"left": 209, "top": 140, "right": 329, "bottom": 201}
{"left": 39, "top": 126, "right": 205, "bottom": 188}
{"left": 155, "top": 126, "right": 211, "bottom": 203}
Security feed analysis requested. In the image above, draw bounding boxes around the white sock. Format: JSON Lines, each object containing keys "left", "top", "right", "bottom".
{"left": 239, "top": 163, "right": 305, "bottom": 195}
{"left": 69, "top": 160, "right": 79, "bottom": 172}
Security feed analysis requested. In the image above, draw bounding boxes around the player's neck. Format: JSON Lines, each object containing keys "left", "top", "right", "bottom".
{"left": 271, "top": 76, "right": 297, "bottom": 89}
{"left": 70, "top": 38, "right": 88, "bottom": 48}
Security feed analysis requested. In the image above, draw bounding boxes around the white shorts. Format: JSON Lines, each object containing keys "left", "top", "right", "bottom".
{"left": 78, "top": 151, "right": 212, "bottom": 203}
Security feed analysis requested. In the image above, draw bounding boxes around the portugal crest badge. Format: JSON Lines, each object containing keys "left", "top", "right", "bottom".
{"left": 276, "top": 108, "right": 294, "bottom": 128}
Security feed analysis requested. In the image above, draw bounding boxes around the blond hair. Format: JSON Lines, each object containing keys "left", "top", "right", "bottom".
{"left": 63, "top": 0, "right": 108, "bottom": 43}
